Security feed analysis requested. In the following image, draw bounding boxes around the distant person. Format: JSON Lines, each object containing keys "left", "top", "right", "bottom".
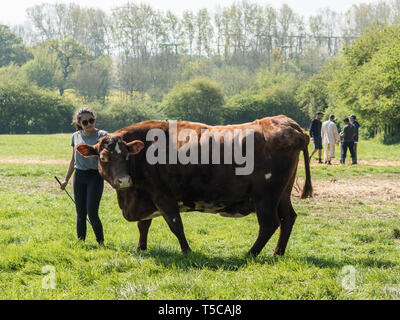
{"left": 321, "top": 114, "right": 340, "bottom": 165}
{"left": 60, "top": 107, "right": 108, "bottom": 247}
{"left": 349, "top": 115, "right": 360, "bottom": 164}
{"left": 309, "top": 111, "right": 323, "bottom": 163}
{"left": 340, "top": 117, "right": 356, "bottom": 165}
{"left": 339, "top": 129, "right": 344, "bottom": 164}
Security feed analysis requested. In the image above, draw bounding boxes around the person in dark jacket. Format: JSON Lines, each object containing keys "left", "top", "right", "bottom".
{"left": 309, "top": 111, "right": 323, "bottom": 163}
{"left": 349, "top": 115, "right": 360, "bottom": 164}
{"left": 340, "top": 117, "right": 356, "bottom": 165}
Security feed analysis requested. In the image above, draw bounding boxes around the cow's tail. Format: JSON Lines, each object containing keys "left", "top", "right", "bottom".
{"left": 300, "top": 145, "right": 313, "bottom": 199}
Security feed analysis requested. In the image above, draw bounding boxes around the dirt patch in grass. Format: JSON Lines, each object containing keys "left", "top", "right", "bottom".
{"left": 0, "top": 158, "right": 69, "bottom": 165}
{"left": 294, "top": 176, "right": 400, "bottom": 201}
{"left": 306, "top": 177, "right": 400, "bottom": 202}
{"left": 0, "top": 177, "right": 64, "bottom": 193}
{"left": 0, "top": 177, "right": 115, "bottom": 194}
{"left": 306, "top": 159, "right": 400, "bottom": 167}
{"left": 293, "top": 176, "right": 400, "bottom": 219}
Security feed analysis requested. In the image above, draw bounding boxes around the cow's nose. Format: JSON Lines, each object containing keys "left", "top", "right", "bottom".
{"left": 117, "top": 176, "right": 133, "bottom": 189}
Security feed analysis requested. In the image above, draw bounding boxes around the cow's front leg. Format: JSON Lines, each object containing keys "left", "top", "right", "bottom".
{"left": 154, "top": 196, "right": 191, "bottom": 254}
{"left": 137, "top": 219, "right": 152, "bottom": 251}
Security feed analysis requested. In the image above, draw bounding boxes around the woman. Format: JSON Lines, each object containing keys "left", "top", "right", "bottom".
{"left": 60, "top": 107, "right": 108, "bottom": 247}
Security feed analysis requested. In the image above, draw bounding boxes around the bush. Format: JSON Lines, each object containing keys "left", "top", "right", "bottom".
{"left": 161, "top": 78, "right": 225, "bottom": 125}
{"left": 93, "top": 100, "right": 163, "bottom": 133}
{"left": 0, "top": 80, "right": 75, "bottom": 134}
{"left": 223, "top": 85, "right": 309, "bottom": 127}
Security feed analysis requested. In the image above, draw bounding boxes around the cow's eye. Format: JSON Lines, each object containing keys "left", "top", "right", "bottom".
{"left": 99, "top": 154, "right": 109, "bottom": 163}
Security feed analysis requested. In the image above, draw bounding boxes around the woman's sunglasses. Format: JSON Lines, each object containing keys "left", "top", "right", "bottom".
{"left": 81, "top": 118, "right": 95, "bottom": 126}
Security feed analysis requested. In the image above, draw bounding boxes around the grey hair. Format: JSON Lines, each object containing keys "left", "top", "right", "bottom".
{"left": 72, "top": 107, "right": 96, "bottom": 131}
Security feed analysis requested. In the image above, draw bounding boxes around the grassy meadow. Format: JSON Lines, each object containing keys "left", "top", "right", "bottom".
{"left": 0, "top": 134, "right": 399, "bottom": 299}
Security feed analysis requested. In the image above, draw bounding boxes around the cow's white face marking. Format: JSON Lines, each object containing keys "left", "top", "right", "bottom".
{"left": 104, "top": 141, "right": 110, "bottom": 148}
{"left": 118, "top": 175, "right": 132, "bottom": 189}
{"left": 115, "top": 142, "right": 122, "bottom": 154}
{"left": 172, "top": 218, "right": 176, "bottom": 223}
{"left": 265, "top": 173, "right": 272, "bottom": 181}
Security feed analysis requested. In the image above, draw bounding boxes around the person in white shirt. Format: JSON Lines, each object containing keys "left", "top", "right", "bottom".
{"left": 321, "top": 114, "right": 340, "bottom": 165}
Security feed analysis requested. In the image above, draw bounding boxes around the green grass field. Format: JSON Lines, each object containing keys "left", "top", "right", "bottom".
{"left": 0, "top": 135, "right": 399, "bottom": 299}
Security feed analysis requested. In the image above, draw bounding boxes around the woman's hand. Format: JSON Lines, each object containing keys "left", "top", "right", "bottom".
{"left": 60, "top": 180, "right": 68, "bottom": 190}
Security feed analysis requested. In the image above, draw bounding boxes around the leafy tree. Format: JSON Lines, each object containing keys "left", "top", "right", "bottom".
{"left": 161, "top": 78, "right": 224, "bottom": 125}
{"left": 118, "top": 57, "right": 152, "bottom": 97}
{"left": 0, "top": 63, "right": 26, "bottom": 82}
{"left": 81, "top": 8, "right": 112, "bottom": 58}
{"left": 296, "top": 56, "right": 343, "bottom": 118}
{"left": 27, "top": 3, "right": 111, "bottom": 57}
{"left": 210, "top": 64, "right": 253, "bottom": 97}
{"left": 337, "top": 26, "right": 400, "bottom": 132}
{"left": 195, "top": 9, "right": 214, "bottom": 57}
{"left": 0, "top": 25, "right": 32, "bottom": 67}
{"left": 162, "top": 10, "right": 183, "bottom": 51}
{"left": 182, "top": 11, "right": 195, "bottom": 56}
{"left": 73, "top": 56, "right": 112, "bottom": 103}
{"left": 47, "top": 38, "right": 91, "bottom": 96}
{"left": 341, "top": 3, "right": 389, "bottom": 37}
{"left": 296, "top": 74, "right": 330, "bottom": 119}
{"left": 22, "top": 45, "right": 60, "bottom": 89}
{"left": 182, "top": 57, "right": 253, "bottom": 96}
{"left": 353, "top": 31, "right": 400, "bottom": 127}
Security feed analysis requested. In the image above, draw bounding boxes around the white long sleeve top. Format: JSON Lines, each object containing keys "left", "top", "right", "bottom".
{"left": 321, "top": 120, "right": 340, "bottom": 144}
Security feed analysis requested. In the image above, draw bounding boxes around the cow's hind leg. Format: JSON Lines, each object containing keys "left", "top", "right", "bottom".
{"left": 249, "top": 193, "right": 281, "bottom": 257}
{"left": 273, "top": 196, "right": 297, "bottom": 256}
{"left": 137, "top": 219, "right": 152, "bottom": 251}
{"left": 273, "top": 169, "right": 298, "bottom": 256}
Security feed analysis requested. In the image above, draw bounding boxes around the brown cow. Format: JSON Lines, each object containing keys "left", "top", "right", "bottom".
{"left": 77, "top": 115, "right": 312, "bottom": 257}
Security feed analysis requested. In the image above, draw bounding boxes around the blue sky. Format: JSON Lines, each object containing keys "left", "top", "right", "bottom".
{"left": 1, "top": 0, "right": 378, "bottom": 25}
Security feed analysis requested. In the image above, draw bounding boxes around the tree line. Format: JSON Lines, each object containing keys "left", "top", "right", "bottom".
{"left": 1, "top": 1, "right": 400, "bottom": 139}
{"left": 15, "top": 1, "right": 400, "bottom": 58}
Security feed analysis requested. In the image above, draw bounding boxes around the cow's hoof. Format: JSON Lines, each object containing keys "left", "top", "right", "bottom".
{"left": 182, "top": 247, "right": 192, "bottom": 255}
{"left": 271, "top": 251, "right": 284, "bottom": 257}
{"left": 137, "top": 246, "right": 147, "bottom": 251}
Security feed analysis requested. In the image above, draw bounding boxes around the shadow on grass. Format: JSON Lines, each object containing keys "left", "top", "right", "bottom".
{"left": 135, "top": 246, "right": 397, "bottom": 271}
{"left": 293, "top": 254, "right": 397, "bottom": 270}
{"left": 141, "top": 246, "right": 279, "bottom": 271}
{"left": 80, "top": 239, "right": 397, "bottom": 271}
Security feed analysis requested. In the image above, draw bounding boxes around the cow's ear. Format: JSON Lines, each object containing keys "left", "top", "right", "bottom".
{"left": 77, "top": 144, "right": 99, "bottom": 157}
{"left": 126, "top": 140, "right": 145, "bottom": 155}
